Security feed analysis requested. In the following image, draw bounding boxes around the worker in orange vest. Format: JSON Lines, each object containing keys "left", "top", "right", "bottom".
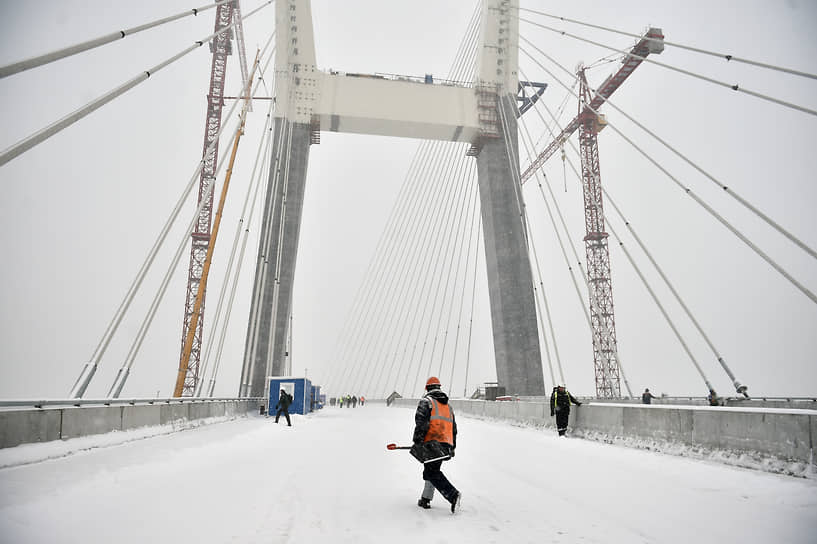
{"left": 411, "top": 376, "right": 461, "bottom": 513}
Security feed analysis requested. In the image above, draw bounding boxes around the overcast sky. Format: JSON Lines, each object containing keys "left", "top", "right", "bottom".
{"left": 1, "top": 0, "right": 815, "bottom": 400}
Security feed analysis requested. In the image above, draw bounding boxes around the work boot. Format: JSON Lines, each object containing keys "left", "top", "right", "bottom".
{"left": 417, "top": 498, "right": 431, "bottom": 509}
{"left": 450, "top": 492, "right": 461, "bottom": 514}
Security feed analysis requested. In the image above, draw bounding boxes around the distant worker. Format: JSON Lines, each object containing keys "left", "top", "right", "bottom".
{"left": 274, "top": 389, "right": 293, "bottom": 426}
{"left": 550, "top": 385, "right": 582, "bottom": 436}
{"left": 707, "top": 389, "right": 721, "bottom": 407}
{"left": 411, "top": 376, "right": 461, "bottom": 513}
{"left": 642, "top": 388, "right": 657, "bottom": 404}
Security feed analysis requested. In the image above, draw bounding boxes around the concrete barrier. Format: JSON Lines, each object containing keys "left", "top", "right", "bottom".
{"left": 621, "top": 406, "right": 694, "bottom": 443}
{"left": 160, "top": 402, "right": 190, "bottom": 426}
{"left": 0, "top": 409, "right": 62, "bottom": 448}
{"left": 0, "top": 399, "right": 257, "bottom": 449}
{"left": 61, "top": 406, "right": 122, "bottom": 440}
{"left": 691, "top": 409, "right": 813, "bottom": 462}
{"left": 390, "top": 397, "right": 816, "bottom": 476}
{"left": 122, "top": 404, "right": 161, "bottom": 431}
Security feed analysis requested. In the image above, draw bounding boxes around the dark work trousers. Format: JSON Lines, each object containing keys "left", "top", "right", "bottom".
{"left": 422, "top": 459, "right": 458, "bottom": 503}
{"left": 555, "top": 410, "right": 569, "bottom": 435}
{"left": 275, "top": 407, "right": 291, "bottom": 426}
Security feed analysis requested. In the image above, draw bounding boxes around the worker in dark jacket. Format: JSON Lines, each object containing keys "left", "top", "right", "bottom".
{"left": 550, "top": 385, "right": 581, "bottom": 436}
{"left": 411, "top": 377, "right": 461, "bottom": 513}
{"left": 275, "top": 389, "right": 292, "bottom": 426}
{"left": 642, "top": 388, "right": 657, "bottom": 404}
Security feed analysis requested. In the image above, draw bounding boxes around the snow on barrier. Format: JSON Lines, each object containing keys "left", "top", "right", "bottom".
{"left": 390, "top": 397, "right": 817, "bottom": 478}
{"left": 0, "top": 398, "right": 260, "bottom": 449}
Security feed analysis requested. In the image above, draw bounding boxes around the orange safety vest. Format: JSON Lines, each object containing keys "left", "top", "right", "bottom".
{"left": 424, "top": 398, "right": 454, "bottom": 445}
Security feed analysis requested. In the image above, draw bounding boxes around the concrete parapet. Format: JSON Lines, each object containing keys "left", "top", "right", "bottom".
{"left": 439, "top": 399, "right": 816, "bottom": 475}
{"left": 457, "top": 399, "right": 485, "bottom": 417}
{"left": 0, "top": 409, "right": 61, "bottom": 448}
{"left": 189, "top": 402, "right": 215, "bottom": 421}
{"left": 0, "top": 400, "right": 258, "bottom": 449}
{"left": 122, "top": 405, "right": 161, "bottom": 431}
{"left": 160, "top": 403, "right": 190, "bottom": 426}
{"left": 575, "top": 404, "right": 624, "bottom": 435}
{"left": 498, "top": 401, "right": 519, "bottom": 420}
{"left": 811, "top": 415, "right": 817, "bottom": 462}
{"left": 515, "top": 400, "right": 547, "bottom": 423}
{"left": 61, "top": 406, "right": 122, "bottom": 440}
{"left": 623, "top": 406, "right": 693, "bottom": 443}
{"left": 225, "top": 401, "right": 246, "bottom": 417}
{"left": 483, "top": 401, "right": 501, "bottom": 419}
{"left": 693, "top": 409, "right": 812, "bottom": 462}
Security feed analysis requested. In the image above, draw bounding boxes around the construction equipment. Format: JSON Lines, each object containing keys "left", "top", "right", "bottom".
{"left": 523, "top": 28, "right": 664, "bottom": 397}
{"left": 521, "top": 27, "right": 664, "bottom": 183}
{"left": 176, "top": 0, "right": 250, "bottom": 397}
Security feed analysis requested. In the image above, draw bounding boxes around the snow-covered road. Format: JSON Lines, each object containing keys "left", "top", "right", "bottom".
{"left": 1, "top": 404, "right": 815, "bottom": 543}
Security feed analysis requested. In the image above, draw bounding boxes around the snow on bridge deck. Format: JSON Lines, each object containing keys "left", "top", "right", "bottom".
{"left": 1, "top": 405, "right": 815, "bottom": 543}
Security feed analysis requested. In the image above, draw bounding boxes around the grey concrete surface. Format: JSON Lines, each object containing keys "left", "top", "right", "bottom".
{"left": 243, "top": 120, "right": 312, "bottom": 397}
{"left": 122, "top": 405, "right": 161, "bottom": 431}
{"left": 390, "top": 398, "right": 816, "bottom": 470}
{"left": 159, "top": 403, "right": 190, "bottom": 425}
{"left": 623, "top": 405, "right": 694, "bottom": 443}
{"left": 61, "top": 406, "right": 122, "bottom": 440}
{"left": 475, "top": 95, "right": 544, "bottom": 397}
{"left": 0, "top": 409, "right": 61, "bottom": 448}
{"left": 1, "top": 400, "right": 255, "bottom": 449}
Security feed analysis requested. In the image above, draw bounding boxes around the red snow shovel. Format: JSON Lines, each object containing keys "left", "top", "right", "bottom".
{"left": 388, "top": 443, "right": 446, "bottom": 464}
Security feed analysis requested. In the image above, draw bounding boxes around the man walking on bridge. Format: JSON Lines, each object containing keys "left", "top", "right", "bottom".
{"left": 550, "top": 385, "right": 581, "bottom": 436}
{"left": 411, "top": 377, "right": 461, "bottom": 513}
{"left": 274, "top": 388, "right": 292, "bottom": 426}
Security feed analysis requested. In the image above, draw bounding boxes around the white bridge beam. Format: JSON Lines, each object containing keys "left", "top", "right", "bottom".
{"left": 316, "top": 73, "right": 479, "bottom": 142}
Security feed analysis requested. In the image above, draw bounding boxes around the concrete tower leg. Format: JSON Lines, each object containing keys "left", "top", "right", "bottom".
{"left": 242, "top": 119, "right": 312, "bottom": 397}
{"left": 476, "top": 96, "right": 545, "bottom": 396}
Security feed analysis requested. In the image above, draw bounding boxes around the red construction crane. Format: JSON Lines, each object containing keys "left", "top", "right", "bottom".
{"left": 522, "top": 27, "right": 664, "bottom": 398}
{"left": 176, "top": 1, "right": 249, "bottom": 397}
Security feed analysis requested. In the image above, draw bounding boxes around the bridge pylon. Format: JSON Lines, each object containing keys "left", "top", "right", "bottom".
{"left": 241, "top": 0, "right": 545, "bottom": 397}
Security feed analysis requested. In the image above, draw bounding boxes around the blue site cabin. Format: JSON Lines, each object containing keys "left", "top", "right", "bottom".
{"left": 310, "top": 385, "right": 323, "bottom": 411}
{"left": 268, "top": 377, "right": 313, "bottom": 416}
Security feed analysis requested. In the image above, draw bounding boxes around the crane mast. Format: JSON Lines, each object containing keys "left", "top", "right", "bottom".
{"left": 176, "top": 2, "right": 236, "bottom": 397}
{"left": 577, "top": 68, "right": 620, "bottom": 397}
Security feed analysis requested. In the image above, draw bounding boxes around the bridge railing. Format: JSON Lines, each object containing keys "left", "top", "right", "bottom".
{"left": 0, "top": 396, "right": 264, "bottom": 410}
{"left": 0, "top": 397, "right": 265, "bottom": 449}
{"left": 389, "top": 397, "right": 817, "bottom": 478}
{"left": 560, "top": 396, "right": 817, "bottom": 410}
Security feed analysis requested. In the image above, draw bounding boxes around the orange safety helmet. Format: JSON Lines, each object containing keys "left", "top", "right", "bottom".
{"left": 425, "top": 376, "right": 441, "bottom": 389}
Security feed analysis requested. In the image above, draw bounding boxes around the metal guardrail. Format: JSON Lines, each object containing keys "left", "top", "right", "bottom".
{"left": 628, "top": 396, "right": 817, "bottom": 402}
{"left": 2, "top": 396, "right": 814, "bottom": 410}
{"left": 515, "top": 395, "right": 817, "bottom": 403}
{"left": 0, "top": 397, "right": 265, "bottom": 410}
{"left": 324, "top": 69, "right": 473, "bottom": 88}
